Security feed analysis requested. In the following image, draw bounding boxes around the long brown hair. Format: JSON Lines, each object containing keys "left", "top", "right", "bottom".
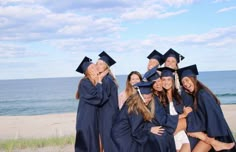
{"left": 75, "top": 67, "right": 97, "bottom": 100}
{"left": 126, "top": 92, "right": 155, "bottom": 122}
{"left": 188, "top": 76, "right": 220, "bottom": 110}
{"left": 125, "top": 71, "right": 142, "bottom": 97}
{"left": 161, "top": 78, "right": 182, "bottom": 107}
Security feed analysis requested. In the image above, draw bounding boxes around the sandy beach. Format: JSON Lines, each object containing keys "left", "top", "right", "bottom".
{"left": 0, "top": 113, "right": 76, "bottom": 140}
{"left": 0, "top": 104, "right": 235, "bottom": 141}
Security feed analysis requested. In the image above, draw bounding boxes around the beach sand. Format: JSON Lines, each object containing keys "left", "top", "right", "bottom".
{"left": 0, "top": 105, "right": 235, "bottom": 151}
{"left": 0, "top": 105, "right": 236, "bottom": 140}
{"left": 0, "top": 113, "right": 76, "bottom": 140}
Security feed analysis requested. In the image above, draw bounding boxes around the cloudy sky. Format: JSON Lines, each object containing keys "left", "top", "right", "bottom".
{"left": 0, "top": 0, "right": 236, "bottom": 80}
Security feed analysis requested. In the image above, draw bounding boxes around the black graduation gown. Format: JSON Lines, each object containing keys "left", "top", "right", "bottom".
{"left": 144, "top": 95, "right": 176, "bottom": 152}
{"left": 186, "top": 89, "right": 236, "bottom": 151}
{"left": 181, "top": 90, "right": 200, "bottom": 150}
{"left": 75, "top": 78, "right": 108, "bottom": 152}
{"left": 99, "top": 74, "right": 119, "bottom": 152}
{"left": 111, "top": 104, "right": 150, "bottom": 152}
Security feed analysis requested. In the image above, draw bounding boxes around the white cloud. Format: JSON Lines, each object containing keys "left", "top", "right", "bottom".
{"left": 160, "top": 0, "right": 197, "bottom": 6}
{"left": 120, "top": 2, "right": 188, "bottom": 20}
{"left": 217, "top": 6, "right": 236, "bottom": 13}
{"left": 158, "top": 26, "right": 236, "bottom": 47}
{"left": 213, "top": 0, "right": 231, "bottom": 3}
{"left": 0, "top": 43, "right": 46, "bottom": 58}
{"left": 0, "top": 5, "right": 122, "bottom": 41}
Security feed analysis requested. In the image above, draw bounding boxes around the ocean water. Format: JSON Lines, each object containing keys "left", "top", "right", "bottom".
{"left": 0, "top": 71, "right": 236, "bottom": 116}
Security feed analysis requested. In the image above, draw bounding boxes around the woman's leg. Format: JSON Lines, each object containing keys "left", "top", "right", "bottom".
{"left": 179, "top": 143, "right": 191, "bottom": 152}
{"left": 188, "top": 132, "right": 235, "bottom": 151}
{"left": 174, "top": 118, "right": 186, "bottom": 135}
{"left": 99, "top": 134, "right": 103, "bottom": 152}
{"left": 192, "top": 140, "right": 211, "bottom": 152}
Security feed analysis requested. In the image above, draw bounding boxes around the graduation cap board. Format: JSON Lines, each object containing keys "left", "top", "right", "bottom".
{"left": 98, "top": 51, "right": 116, "bottom": 67}
{"left": 143, "top": 66, "right": 160, "bottom": 82}
{"left": 177, "top": 64, "right": 199, "bottom": 80}
{"left": 158, "top": 67, "right": 175, "bottom": 77}
{"left": 163, "top": 48, "right": 184, "bottom": 63}
{"left": 147, "top": 50, "right": 164, "bottom": 65}
{"left": 133, "top": 81, "right": 154, "bottom": 94}
{"left": 76, "top": 56, "right": 92, "bottom": 74}
{"left": 133, "top": 81, "right": 154, "bottom": 103}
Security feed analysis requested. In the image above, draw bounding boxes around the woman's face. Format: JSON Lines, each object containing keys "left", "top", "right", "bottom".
{"left": 87, "top": 64, "right": 99, "bottom": 79}
{"left": 143, "top": 93, "right": 153, "bottom": 105}
{"left": 153, "top": 78, "right": 163, "bottom": 92}
{"left": 181, "top": 77, "right": 195, "bottom": 93}
{"left": 129, "top": 74, "right": 141, "bottom": 86}
{"left": 96, "top": 60, "right": 108, "bottom": 73}
{"left": 147, "top": 59, "right": 159, "bottom": 70}
{"left": 165, "top": 57, "right": 177, "bottom": 69}
{"left": 161, "top": 76, "right": 173, "bottom": 90}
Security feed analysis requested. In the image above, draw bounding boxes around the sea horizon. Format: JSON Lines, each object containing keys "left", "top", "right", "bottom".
{"left": 1, "top": 70, "right": 236, "bottom": 116}
{"left": 1, "top": 69, "right": 236, "bottom": 81}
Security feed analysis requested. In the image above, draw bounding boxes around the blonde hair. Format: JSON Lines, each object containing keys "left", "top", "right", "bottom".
{"left": 101, "top": 61, "right": 119, "bottom": 87}
{"left": 126, "top": 92, "right": 155, "bottom": 122}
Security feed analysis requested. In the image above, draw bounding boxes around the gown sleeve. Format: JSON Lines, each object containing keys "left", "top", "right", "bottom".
{"left": 154, "top": 96, "right": 178, "bottom": 134}
{"left": 129, "top": 112, "right": 150, "bottom": 144}
{"left": 198, "top": 90, "right": 229, "bottom": 137}
{"left": 79, "top": 79, "right": 108, "bottom": 105}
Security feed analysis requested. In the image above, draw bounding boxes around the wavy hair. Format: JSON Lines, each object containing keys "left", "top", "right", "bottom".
{"left": 187, "top": 76, "right": 220, "bottom": 110}
{"left": 126, "top": 92, "right": 155, "bottom": 122}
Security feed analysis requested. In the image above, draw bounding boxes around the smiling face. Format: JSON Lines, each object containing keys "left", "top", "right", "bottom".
{"left": 129, "top": 74, "right": 141, "bottom": 86}
{"left": 161, "top": 76, "right": 173, "bottom": 91}
{"left": 181, "top": 77, "right": 195, "bottom": 93}
{"left": 164, "top": 56, "right": 177, "bottom": 70}
{"left": 147, "top": 59, "right": 159, "bottom": 70}
{"left": 153, "top": 78, "right": 163, "bottom": 92}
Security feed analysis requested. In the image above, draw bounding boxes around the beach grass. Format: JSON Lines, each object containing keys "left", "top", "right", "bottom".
{"left": 0, "top": 135, "right": 74, "bottom": 152}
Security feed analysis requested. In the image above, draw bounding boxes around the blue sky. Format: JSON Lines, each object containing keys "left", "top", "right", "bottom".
{"left": 0, "top": 0, "right": 236, "bottom": 80}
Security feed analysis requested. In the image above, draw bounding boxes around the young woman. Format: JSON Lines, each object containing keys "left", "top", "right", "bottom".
{"left": 143, "top": 67, "right": 176, "bottom": 152}
{"left": 75, "top": 56, "right": 108, "bottom": 152}
{"left": 147, "top": 50, "right": 164, "bottom": 70}
{"left": 163, "top": 48, "right": 184, "bottom": 94}
{"left": 159, "top": 67, "right": 192, "bottom": 152}
{"left": 96, "top": 51, "right": 119, "bottom": 152}
{"left": 118, "top": 71, "right": 142, "bottom": 109}
{"left": 178, "top": 64, "right": 236, "bottom": 152}
{"left": 111, "top": 81, "right": 164, "bottom": 152}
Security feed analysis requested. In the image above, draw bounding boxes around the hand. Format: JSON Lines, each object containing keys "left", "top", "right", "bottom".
{"left": 98, "top": 69, "right": 109, "bottom": 82}
{"left": 150, "top": 126, "right": 165, "bottom": 136}
{"left": 183, "top": 106, "right": 192, "bottom": 117}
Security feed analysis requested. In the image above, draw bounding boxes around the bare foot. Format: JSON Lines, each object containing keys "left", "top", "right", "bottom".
{"left": 212, "top": 141, "right": 235, "bottom": 151}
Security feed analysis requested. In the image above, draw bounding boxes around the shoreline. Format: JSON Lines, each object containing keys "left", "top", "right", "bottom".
{"left": 0, "top": 104, "right": 235, "bottom": 140}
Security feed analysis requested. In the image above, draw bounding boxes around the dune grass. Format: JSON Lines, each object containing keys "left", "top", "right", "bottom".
{"left": 0, "top": 135, "right": 74, "bottom": 152}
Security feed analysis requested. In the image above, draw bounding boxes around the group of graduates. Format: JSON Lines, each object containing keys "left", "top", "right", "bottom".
{"left": 75, "top": 49, "right": 236, "bottom": 152}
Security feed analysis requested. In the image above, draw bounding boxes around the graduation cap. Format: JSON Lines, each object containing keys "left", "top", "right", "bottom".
{"left": 163, "top": 48, "right": 184, "bottom": 63}
{"left": 158, "top": 67, "right": 175, "bottom": 77}
{"left": 98, "top": 51, "right": 116, "bottom": 67}
{"left": 133, "top": 81, "right": 154, "bottom": 94}
{"left": 177, "top": 64, "right": 199, "bottom": 80}
{"left": 147, "top": 50, "right": 164, "bottom": 65}
{"left": 76, "top": 56, "right": 92, "bottom": 74}
{"left": 143, "top": 66, "right": 160, "bottom": 82}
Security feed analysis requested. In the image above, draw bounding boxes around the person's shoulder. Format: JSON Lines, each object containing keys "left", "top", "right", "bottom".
{"left": 80, "top": 78, "right": 91, "bottom": 86}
